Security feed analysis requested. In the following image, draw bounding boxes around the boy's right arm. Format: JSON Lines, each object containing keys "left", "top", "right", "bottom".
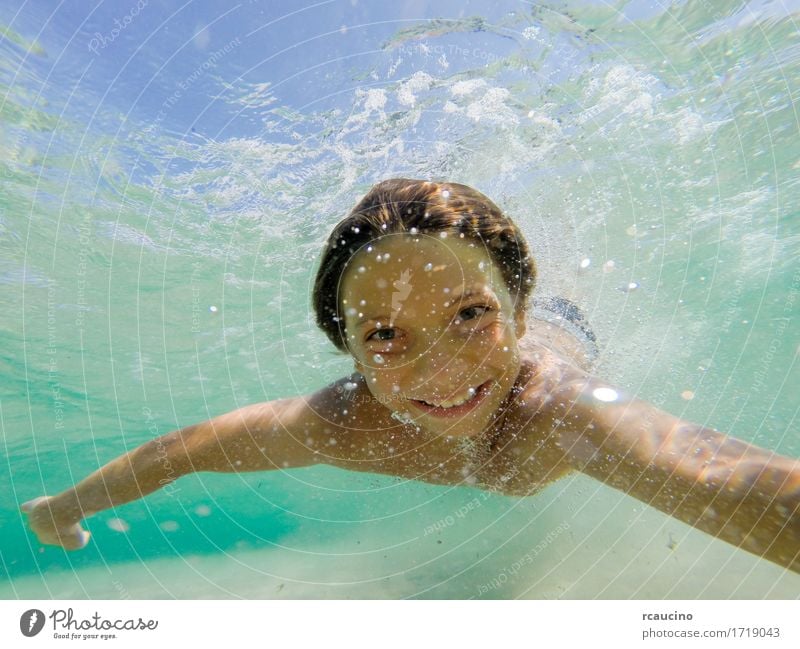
{"left": 22, "top": 382, "right": 352, "bottom": 550}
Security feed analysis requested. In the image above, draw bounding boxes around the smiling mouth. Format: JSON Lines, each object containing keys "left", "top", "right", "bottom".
{"left": 409, "top": 380, "right": 493, "bottom": 417}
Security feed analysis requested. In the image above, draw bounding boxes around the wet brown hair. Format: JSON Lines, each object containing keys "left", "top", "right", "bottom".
{"left": 313, "top": 178, "right": 536, "bottom": 353}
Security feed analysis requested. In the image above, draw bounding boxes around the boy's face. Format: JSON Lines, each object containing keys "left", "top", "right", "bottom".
{"left": 340, "top": 233, "right": 526, "bottom": 438}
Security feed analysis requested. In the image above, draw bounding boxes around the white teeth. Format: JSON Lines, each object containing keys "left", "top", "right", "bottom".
{"left": 426, "top": 386, "right": 479, "bottom": 409}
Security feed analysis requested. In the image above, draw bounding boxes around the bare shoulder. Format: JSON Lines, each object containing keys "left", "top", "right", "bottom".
{"left": 475, "top": 344, "right": 585, "bottom": 494}
{"left": 288, "top": 374, "right": 407, "bottom": 467}
{"left": 515, "top": 340, "right": 588, "bottom": 413}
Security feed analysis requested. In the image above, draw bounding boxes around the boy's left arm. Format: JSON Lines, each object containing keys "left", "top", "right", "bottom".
{"left": 530, "top": 359, "right": 800, "bottom": 573}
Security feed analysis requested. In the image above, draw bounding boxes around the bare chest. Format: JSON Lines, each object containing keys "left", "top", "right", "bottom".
{"left": 322, "top": 354, "right": 572, "bottom": 495}
{"left": 331, "top": 410, "right": 570, "bottom": 497}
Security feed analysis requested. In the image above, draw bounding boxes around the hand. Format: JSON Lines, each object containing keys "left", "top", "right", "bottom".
{"left": 21, "top": 496, "right": 91, "bottom": 550}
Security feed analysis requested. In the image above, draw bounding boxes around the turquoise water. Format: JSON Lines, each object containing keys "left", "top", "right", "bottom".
{"left": 1, "top": 0, "right": 799, "bottom": 598}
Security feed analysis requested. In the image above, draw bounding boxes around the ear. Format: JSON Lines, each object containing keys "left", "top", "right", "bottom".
{"left": 514, "top": 309, "right": 527, "bottom": 339}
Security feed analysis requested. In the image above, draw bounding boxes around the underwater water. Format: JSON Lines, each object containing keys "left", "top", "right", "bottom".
{"left": 1, "top": 0, "right": 799, "bottom": 598}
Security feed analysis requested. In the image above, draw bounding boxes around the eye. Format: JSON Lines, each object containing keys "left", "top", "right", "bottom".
{"left": 457, "top": 305, "right": 493, "bottom": 322}
{"left": 367, "top": 328, "right": 396, "bottom": 342}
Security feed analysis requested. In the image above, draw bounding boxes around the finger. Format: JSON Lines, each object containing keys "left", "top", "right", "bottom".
{"left": 63, "top": 527, "right": 91, "bottom": 551}
{"left": 76, "top": 529, "right": 91, "bottom": 549}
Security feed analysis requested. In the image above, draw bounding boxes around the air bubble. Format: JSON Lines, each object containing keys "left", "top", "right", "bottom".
{"left": 592, "top": 387, "right": 618, "bottom": 402}
{"left": 107, "top": 518, "right": 130, "bottom": 533}
{"left": 391, "top": 411, "right": 415, "bottom": 425}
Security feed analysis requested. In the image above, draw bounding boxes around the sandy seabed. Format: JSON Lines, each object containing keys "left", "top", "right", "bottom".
{"left": 3, "top": 477, "right": 798, "bottom": 599}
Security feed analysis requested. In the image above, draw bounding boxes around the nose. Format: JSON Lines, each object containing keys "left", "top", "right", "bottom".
{"left": 405, "top": 333, "right": 473, "bottom": 397}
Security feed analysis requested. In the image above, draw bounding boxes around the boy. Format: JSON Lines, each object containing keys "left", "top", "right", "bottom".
{"left": 24, "top": 179, "right": 800, "bottom": 573}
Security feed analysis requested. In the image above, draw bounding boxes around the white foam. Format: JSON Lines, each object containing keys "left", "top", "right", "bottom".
{"left": 465, "top": 87, "right": 517, "bottom": 126}
{"left": 451, "top": 79, "right": 487, "bottom": 96}
{"left": 362, "top": 88, "right": 387, "bottom": 112}
{"left": 396, "top": 71, "right": 434, "bottom": 107}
